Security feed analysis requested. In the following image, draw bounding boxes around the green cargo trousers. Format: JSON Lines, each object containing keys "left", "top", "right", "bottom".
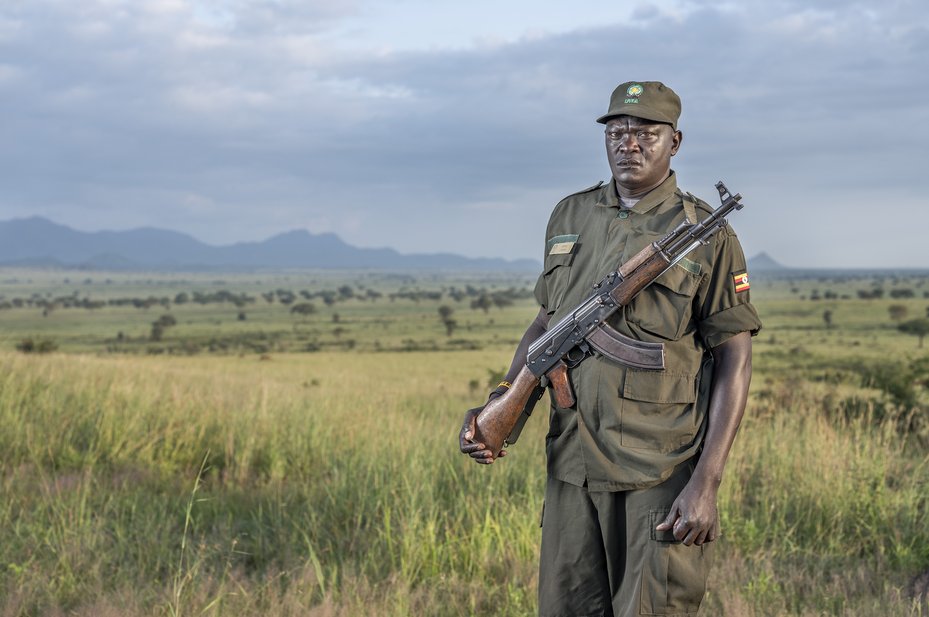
{"left": 538, "top": 463, "right": 713, "bottom": 617}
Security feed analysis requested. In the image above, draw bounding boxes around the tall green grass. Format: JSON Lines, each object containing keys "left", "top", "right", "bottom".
{"left": 0, "top": 348, "right": 927, "bottom": 615}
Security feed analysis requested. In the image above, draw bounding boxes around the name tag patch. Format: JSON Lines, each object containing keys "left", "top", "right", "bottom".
{"left": 547, "top": 234, "right": 579, "bottom": 256}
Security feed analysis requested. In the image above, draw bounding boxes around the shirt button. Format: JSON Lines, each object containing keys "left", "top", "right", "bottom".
{"left": 617, "top": 210, "right": 630, "bottom": 219}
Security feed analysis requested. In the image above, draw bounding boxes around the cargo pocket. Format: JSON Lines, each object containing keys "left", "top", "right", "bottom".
{"left": 620, "top": 370, "right": 697, "bottom": 451}
{"left": 539, "top": 251, "right": 575, "bottom": 313}
{"left": 623, "top": 244, "right": 702, "bottom": 341}
{"left": 640, "top": 508, "right": 712, "bottom": 616}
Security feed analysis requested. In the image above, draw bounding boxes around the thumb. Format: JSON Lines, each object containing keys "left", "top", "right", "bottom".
{"left": 463, "top": 407, "right": 480, "bottom": 439}
{"left": 655, "top": 507, "right": 678, "bottom": 531}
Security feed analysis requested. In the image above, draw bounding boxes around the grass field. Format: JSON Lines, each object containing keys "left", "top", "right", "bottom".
{"left": 1, "top": 267, "right": 928, "bottom": 616}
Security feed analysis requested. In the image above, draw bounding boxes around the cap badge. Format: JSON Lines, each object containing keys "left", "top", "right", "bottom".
{"left": 625, "top": 83, "right": 643, "bottom": 104}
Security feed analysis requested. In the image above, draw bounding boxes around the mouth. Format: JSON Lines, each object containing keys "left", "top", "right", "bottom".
{"left": 616, "top": 159, "right": 642, "bottom": 168}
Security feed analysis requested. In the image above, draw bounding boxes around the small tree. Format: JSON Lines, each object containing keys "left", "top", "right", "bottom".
{"left": 822, "top": 309, "right": 833, "bottom": 329}
{"left": 438, "top": 305, "right": 457, "bottom": 336}
{"left": 290, "top": 302, "right": 317, "bottom": 316}
{"left": 156, "top": 314, "right": 177, "bottom": 327}
{"left": 888, "top": 304, "right": 908, "bottom": 322}
{"left": 470, "top": 294, "right": 492, "bottom": 314}
{"left": 151, "top": 314, "right": 177, "bottom": 341}
{"left": 898, "top": 318, "right": 929, "bottom": 348}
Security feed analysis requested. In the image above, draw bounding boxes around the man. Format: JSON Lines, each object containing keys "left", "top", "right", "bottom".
{"left": 459, "top": 81, "right": 761, "bottom": 616}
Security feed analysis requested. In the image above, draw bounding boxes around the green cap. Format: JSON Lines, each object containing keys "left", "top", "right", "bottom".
{"left": 596, "top": 81, "right": 681, "bottom": 128}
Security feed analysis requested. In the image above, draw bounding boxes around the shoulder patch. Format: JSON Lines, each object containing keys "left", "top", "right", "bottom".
{"left": 733, "top": 270, "right": 750, "bottom": 293}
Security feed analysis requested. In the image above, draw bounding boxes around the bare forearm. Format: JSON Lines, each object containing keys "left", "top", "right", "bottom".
{"left": 497, "top": 307, "right": 550, "bottom": 392}
{"left": 656, "top": 331, "right": 752, "bottom": 544}
{"left": 692, "top": 331, "right": 753, "bottom": 486}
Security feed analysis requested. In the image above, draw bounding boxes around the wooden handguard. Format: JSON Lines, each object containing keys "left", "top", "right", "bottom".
{"left": 611, "top": 252, "right": 669, "bottom": 306}
{"left": 619, "top": 242, "right": 658, "bottom": 278}
{"left": 474, "top": 365, "right": 541, "bottom": 459}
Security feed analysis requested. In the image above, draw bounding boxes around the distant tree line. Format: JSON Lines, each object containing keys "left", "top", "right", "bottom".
{"left": 0, "top": 284, "right": 535, "bottom": 313}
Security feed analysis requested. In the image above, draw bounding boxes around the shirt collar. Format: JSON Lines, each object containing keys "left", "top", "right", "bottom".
{"left": 596, "top": 171, "right": 679, "bottom": 214}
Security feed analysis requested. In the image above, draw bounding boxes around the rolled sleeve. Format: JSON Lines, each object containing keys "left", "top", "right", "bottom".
{"left": 534, "top": 271, "right": 549, "bottom": 311}
{"left": 695, "top": 227, "right": 763, "bottom": 348}
{"left": 698, "top": 303, "right": 762, "bottom": 348}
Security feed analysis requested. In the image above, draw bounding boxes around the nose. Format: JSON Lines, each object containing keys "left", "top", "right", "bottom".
{"left": 618, "top": 133, "right": 639, "bottom": 153}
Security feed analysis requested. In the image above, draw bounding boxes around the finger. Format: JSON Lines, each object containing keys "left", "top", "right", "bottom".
{"left": 461, "top": 408, "right": 481, "bottom": 441}
{"left": 474, "top": 455, "right": 495, "bottom": 465}
{"left": 673, "top": 517, "right": 691, "bottom": 542}
{"left": 706, "top": 524, "right": 719, "bottom": 543}
{"left": 680, "top": 524, "right": 701, "bottom": 546}
{"left": 692, "top": 528, "right": 709, "bottom": 546}
{"left": 468, "top": 449, "right": 494, "bottom": 460}
{"left": 461, "top": 442, "right": 487, "bottom": 454}
{"left": 498, "top": 449, "right": 507, "bottom": 457}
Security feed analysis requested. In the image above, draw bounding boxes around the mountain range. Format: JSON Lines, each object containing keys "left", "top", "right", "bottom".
{"left": 0, "top": 216, "right": 785, "bottom": 272}
{"left": 0, "top": 217, "right": 541, "bottom": 271}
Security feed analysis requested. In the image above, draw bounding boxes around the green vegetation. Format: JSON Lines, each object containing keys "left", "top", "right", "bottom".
{"left": 0, "top": 267, "right": 928, "bottom": 615}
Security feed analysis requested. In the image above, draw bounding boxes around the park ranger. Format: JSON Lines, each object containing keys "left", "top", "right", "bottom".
{"left": 459, "top": 81, "right": 762, "bottom": 616}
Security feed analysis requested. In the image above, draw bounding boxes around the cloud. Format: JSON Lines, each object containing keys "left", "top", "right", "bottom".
{"left": 0, "top": 0, "right": 927, "bottom": 266}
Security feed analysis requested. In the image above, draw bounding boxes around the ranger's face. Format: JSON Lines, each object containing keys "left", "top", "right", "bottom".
{"left": 605, "top": 116, "right": 682, "bottom": 198}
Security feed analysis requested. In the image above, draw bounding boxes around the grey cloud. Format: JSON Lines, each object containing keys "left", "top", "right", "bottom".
{"left": 1, "top": 1, "right": 926, "bottom": 266}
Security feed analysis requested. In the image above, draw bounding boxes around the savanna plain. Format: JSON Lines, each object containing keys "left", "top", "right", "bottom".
{"left": 1, "top": 268, "right": 928, "bottom": 616}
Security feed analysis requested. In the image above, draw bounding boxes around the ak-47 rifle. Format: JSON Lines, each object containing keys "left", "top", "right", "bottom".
{"left": 473, "top": 181, "right": 746, "bottom": 459}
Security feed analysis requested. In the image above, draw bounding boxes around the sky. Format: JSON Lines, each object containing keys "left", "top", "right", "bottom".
{"left": 1, "top": 0, "right": 928, "bottom": 268}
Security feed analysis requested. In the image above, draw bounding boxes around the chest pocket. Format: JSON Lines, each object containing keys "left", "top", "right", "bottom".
{"left": 540, "top": 251, "right": 575, "bottom": 313}
{"left": 622, "top": 234, "right": 702, "bottom": 341}
{"left": 621, "top": 369, "right": 698, "bottom": 451}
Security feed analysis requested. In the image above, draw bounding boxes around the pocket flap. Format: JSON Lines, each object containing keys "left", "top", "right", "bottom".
{"left": 652, "top": 261, "right": 701, "bottom": 296}
{"left": 543, "top": 251, "right": 575, "bottom": 274}
{"left": 624, "top": 369, "right": 696, "bottom": 404}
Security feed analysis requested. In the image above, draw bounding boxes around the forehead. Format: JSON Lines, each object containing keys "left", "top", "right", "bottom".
{"left": 604, "top": 116, "right": 670, "bottom": 130}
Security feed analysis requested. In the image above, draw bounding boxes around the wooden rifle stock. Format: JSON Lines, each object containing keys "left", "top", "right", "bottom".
{"left": 474, "top": 363, "right": 573, "bottom": 460}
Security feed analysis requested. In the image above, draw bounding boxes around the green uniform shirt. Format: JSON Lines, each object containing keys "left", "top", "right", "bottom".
{"left": 534, "top": 172, "right": 762, "bottom": 491}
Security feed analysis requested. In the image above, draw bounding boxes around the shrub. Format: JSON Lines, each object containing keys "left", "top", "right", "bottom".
{"left": 15, "top": 337, "right": 58, "bottom": 354}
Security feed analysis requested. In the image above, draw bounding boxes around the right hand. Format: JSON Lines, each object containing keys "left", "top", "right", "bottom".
{"left": 459, "top": 405, "right": 506, "bottom": 464}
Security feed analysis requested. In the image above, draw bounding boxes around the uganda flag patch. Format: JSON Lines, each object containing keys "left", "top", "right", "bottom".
{"left": 733, "top": 271, "right": 750, "bottom": 293}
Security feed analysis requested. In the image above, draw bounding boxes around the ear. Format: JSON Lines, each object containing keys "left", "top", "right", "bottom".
{"left": 670, "top": 129, "right": 683, "bottom": 156}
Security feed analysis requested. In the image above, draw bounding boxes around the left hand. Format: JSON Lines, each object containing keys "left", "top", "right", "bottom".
{"left": 459, "top": 406, "right": 506, "bottom": 464}
{"left": 655, "top": 477, "right": 720, "bottom": 546}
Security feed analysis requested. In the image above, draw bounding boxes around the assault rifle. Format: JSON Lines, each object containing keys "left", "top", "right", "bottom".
{"left": 473, "top": 182, "right": 746, "bottom": 459}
